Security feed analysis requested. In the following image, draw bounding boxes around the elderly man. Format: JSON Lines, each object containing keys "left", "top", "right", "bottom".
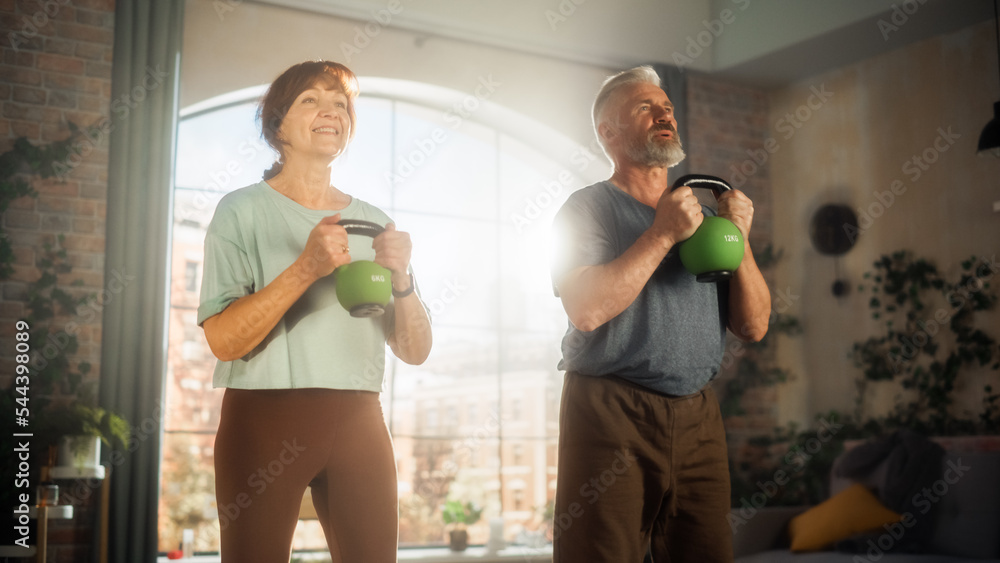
{"left": 550, "top": 66, "right": 771, "bottom": 562}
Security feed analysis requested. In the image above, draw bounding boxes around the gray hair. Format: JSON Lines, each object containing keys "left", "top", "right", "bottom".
{"left": 592, "top": 65, "right": 662, "bottom": 148}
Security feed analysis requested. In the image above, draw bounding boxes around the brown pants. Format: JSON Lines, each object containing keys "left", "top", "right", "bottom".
{"left": 553, "top": 373, "right": 733, "bottom": 563}
{"left": 214, "top": 388, "right": 397, "bottom": 563}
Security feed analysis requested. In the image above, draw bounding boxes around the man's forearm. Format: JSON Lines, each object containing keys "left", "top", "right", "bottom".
{"left": 558, "top": 230, "right": 674, "bottom": 332}
{"left": 727, "top": 243, "right": 771, "bottom": 342}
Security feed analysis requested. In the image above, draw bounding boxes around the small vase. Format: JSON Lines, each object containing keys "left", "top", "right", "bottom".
{"left": 57, "top": 435, "right": 101, "bottom": 471}
{"left": 448, "top": 529, "right": 469, "bottom": 552}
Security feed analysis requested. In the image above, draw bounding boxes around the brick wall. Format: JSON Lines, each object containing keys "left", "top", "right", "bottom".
{"left": 686, "top": 73, "right": 780, "bottom": 456}
{"left": 2, "top": 0, "right": 115, "bottom": 560}
{"left": 687, "top": 73, "right": 773, "bottom": 244}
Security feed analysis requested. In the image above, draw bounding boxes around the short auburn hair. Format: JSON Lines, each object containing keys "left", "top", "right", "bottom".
{"left": 258, "top": 61, "right": 360, "bottom": 179}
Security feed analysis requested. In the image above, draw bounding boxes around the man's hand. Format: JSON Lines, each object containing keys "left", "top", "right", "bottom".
{"left": 651, "top": 186, "right": 703, "bottom": 250}
{"left": 717, "top": 190, "right": 754, "bottom": 239}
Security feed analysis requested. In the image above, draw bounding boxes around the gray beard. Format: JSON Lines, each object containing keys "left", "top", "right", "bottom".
{"left": 626, "top": 133, "right": 686, "bottom": 168}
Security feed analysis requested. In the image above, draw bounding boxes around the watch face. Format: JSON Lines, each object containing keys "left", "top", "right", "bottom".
{"left": 810, "top": 204, "right": 858, "bottom": 256}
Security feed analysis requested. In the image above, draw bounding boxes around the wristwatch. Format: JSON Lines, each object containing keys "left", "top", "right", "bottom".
{"left": 392, "top": 273, "right": 415, "bottom": 298}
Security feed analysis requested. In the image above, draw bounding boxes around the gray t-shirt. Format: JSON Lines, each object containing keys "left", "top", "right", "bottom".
{"left": 551, "top": 181, "right": 728, "bottom": 396}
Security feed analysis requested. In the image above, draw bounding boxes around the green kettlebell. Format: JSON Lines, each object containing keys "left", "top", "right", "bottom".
{"left": 334, "top": 219, "right": 393, "bottom": 318}
{"left": 670, "top": 174, "right": 745, "bottom": 282}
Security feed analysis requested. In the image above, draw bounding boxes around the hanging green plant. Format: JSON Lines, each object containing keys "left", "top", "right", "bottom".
{"left": 0, "top": 123, "right": 87, "bottom": 279}
{"left": 851, "top": 250, "right": 999, "bottom": 435}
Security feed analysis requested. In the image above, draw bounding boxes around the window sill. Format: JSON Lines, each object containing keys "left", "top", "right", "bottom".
{"left": 157, "top": 545, "right": 552, "bottom": 563}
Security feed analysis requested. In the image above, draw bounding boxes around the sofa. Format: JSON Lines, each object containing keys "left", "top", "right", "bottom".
{"left": 731, "top": 442, "right": 1000, "bottom": 562}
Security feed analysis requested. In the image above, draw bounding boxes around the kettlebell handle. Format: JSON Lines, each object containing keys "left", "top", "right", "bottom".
{"left": 670, "top": 174, "right": 733, "bottom": 197}
{"left": 338, "top": 219, "right": 385, "bottom": 238}
{"left": 334, "top": 219, "right": 391, "bottom": 318}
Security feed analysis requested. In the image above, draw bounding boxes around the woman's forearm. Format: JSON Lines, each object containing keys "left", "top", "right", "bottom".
{"left": 202, "top": 258, "right": 319, "bottom": 361}
{"left": 388, "top": 288, "right": 432, "bottom": 365}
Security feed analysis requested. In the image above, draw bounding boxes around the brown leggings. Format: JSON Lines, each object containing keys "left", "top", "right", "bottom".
{"left": 553, "top": 373, "right": 733, "bottom": 563}
{"left": 214, "top": 388, "right": 397, "bottom": 563}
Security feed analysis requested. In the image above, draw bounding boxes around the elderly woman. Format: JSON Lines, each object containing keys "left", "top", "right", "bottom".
{"left": 198, "top": 61, "right": 432, "bottom": 562}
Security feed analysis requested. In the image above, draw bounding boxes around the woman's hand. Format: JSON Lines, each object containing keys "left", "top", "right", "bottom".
{"left": 203, "top": 213, "right": 356, "bottom": 361}
{"left": 373, "top": 223, "right": 412, "bottom": 289}
{"left": 297, "top": 213, "right": 352, "bottom": 281}
{"left": 372, "top": 222, "right": 430, "bottom": 364}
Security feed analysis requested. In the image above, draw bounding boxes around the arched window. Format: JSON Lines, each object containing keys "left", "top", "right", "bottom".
{"left": 160, "top": 78, "right": 608, "bottom": 552}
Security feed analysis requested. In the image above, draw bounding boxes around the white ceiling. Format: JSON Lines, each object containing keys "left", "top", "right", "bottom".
{"left": 253, "top": 0, "right": 995, "bottom": 86}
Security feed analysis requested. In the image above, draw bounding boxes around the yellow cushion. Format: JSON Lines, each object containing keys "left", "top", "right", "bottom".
{"left": 788, "top": 483, "right": 902, "bottom": 552}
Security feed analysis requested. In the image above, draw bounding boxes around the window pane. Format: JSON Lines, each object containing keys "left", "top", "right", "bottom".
{"left": 398, "top": 212, "right": 498, "bottom": 328}
{"left": 498, "top": 363, "right": 561, "bottom": 542}
{"left": 176, "top": 102, "right": 272, "bottom": 193}
{"left": 393, "top": 326, "right": 500, "bottom": 546}
{"left": 158, "top": 432, "right": 219, "bottom": 552}
{"left": 392, "top": 102, "right": 498, "bottom": 219}
{"left": 499, "top": 438, "right": 557, "bottom": 545}
{"left": 500, "top": 223, "right": 568, "bottom": 333}
{"left": 333, "top": 96, "right": 393, "bottom": 209}
{"left": 390, "top": 327, "right": 499, "bottom": 438}
{"left": 397, "top": 437, "right": 498, "bottom": 547}
{"left": 499, "top": 133, "right": 579, "bottom": 229}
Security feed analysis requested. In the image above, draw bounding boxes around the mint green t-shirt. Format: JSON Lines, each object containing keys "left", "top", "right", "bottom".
{"left": 198, "top": 180, "right": 413, "bottom": 391}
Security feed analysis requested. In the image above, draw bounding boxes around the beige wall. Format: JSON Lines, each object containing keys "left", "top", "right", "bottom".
{"left": 770, "top": 21, "right": 1000, "bottom": 426}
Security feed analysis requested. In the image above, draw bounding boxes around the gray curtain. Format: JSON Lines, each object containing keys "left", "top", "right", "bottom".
{"left": 99, "top": 1, "right": 184, "bottom": 561}
{"left": 648, "top": 64, "right": 689, "bottom": 184}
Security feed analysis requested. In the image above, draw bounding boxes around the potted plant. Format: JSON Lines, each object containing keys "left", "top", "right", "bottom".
{"left": 1, "top": 127, "right": 130, "bottom": 480}
{"left": 43, "top": 403, "right": 130, "bottom": 472}
{"left": 442, "top": 499, "right": 483, "bottom": 552}
{"left": 25, "top": 238, "right": 131, "bottom": 475}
